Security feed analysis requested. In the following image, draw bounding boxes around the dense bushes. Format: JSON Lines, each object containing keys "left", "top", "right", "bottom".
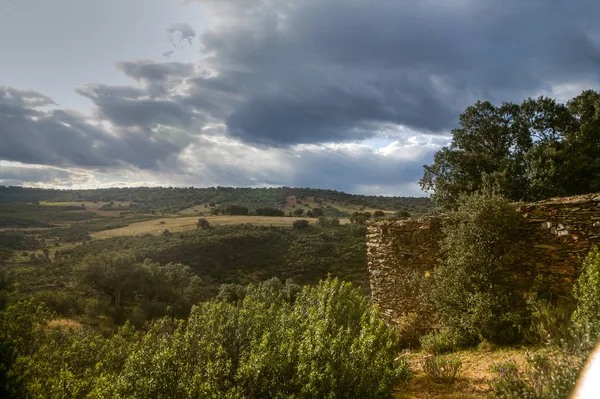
{"left": 255, "top": 207, "right": 285, "bottom": 216}
{"left": 488, "top": 248, "right": 600, "bottom": 398}
{"left": 75, "top": 253, "right": 207, "bottom": 324}
{"left": 489, "top": 350, "right": 587, "bottom": 399}
{"left": 430, "top": 193, "right": 526, "bottom": 346}
{"left": 292, "top": 219, "right": 310, "bottom": 229}
{"left": 1, "top": 278, "right": 410, "bottom": 398}
{"left": 571, "top": 247, "right": 600, "bottom": 342}
{"left": 67, "top": 224, "right": 370, "bottom": 294}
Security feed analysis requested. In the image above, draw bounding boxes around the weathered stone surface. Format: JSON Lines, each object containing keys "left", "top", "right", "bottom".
{"left": 368, "top": 193, "right": 600, "bottom": 327}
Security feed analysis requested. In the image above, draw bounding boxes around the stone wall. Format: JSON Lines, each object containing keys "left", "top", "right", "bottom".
{"left": 367, "top": 193, "right": 600, "bottom": 324}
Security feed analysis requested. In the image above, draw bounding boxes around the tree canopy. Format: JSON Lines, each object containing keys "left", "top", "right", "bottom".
{"left": 421, "top": 90, "right": 600, "bottom": 210}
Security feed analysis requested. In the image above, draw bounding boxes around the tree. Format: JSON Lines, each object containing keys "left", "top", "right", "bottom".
{"left": 75, "top": 252, "right": 141, "bottom": 308}
{"left": 224, "top": 205, "right": 249, "bottom": 216}
{"left": 373, "top": 210, "right": 385, "bottom": 218}
{"left": 421, "top": 92, "right": 600, "bottom": 210}
{"left": 196, "top": 218, "right": 210, "bottom": 230}
{"left": 311, "top": 208, "right": 324, "bottom": 218}
{"left": 430, "top": 193, "right": 526, "bottom": 345}
{"left": 292, "top": 219, "right": 310, "bottom": 229}
{"left": 293, "top": 208, "right": 304, "bottom": 217}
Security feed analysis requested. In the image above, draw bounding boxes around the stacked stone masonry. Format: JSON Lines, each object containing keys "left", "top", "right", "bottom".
{"left": 367, "top": 193, "right": 600, "bottom": 324}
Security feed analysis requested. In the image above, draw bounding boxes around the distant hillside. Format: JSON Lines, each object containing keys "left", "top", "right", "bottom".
{"left": 0, "top": 186, "right": 431, "bottom": 217}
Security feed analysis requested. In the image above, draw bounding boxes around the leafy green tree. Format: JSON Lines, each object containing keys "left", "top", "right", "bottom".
{"left": 431, "top": 193, "right": 526, "bottom": 345}
{"left": 421, "top": 92, "right": 600, "bottom": 209}
{"left": 75, "top": 252, "right": 141, "bottom": 308}
{"left": 0, "top": 300, "right": 53, "bottom": 398}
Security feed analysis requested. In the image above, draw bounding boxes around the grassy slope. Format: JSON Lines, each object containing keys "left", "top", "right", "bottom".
{"left": 90, "top": 215, "right": 350, "bottom": 238}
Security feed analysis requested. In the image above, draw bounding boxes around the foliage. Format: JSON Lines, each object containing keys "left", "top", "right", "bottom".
{"left": 75, "top": 253, "right": 206, "bottom": 324}
{"left": 0, "top": 203, "right": 97, "bottom": 228}
{"left": 572, "top": 247, "right": 600, "bottom": 341}
{"left": 419, "top": 329, "right": 460, "bottom": 355}
{"left": 0, "top": 186, "right": 432, "bottom": 215}
{"left": 489, "top": 349, "right": 587, "bottom": 399}
{"left": 422, "top": 355, "right": 462, "bottom": 384}
{"left": 430, "top": 193, "right": 526, "bottom": 346}
{"left": 101, "top": 277, "right": 409, "bottom": 398}
{"left": 1, "top": 278, "right": 410, "bottom": 398}
{"left": 196, "top": 217, "right": 210, "bottom": 229}
{"left": 421, "top": 91, "right": 600, "bottom": 210}
{"left": 224, "top": 204, "right": 249, "bottom": 215}
{"left": 0, "top": 300, "right": 54, "bottom": 397}
{"left": 255, "top": 207, "right": 285, "bottom": 216}
{"left": 316, "top": 216, "right": 340, "bottom": 227}
{"left": 292, "top": 219, "right": 310, "bottom": 229}
{"left": 68, "top": 224, "right": 370, "bottom": 294}
{"left": 306, "top": 207, "right": 324, "bottom": 218}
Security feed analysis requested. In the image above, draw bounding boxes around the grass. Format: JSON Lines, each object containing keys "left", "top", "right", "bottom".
{"left": 396, "top": 347, "right": 528, "bottom": 399}
{"left": 90, "top": 215, "right": 351, "bottom": 239}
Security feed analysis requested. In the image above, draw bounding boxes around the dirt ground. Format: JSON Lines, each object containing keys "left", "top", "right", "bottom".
{"left": 395, "top": 347, "right": 528, "bottom": 399}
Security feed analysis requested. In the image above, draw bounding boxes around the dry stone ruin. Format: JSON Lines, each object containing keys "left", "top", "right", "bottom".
{"left": 367, "top": 193, "right": 600, "bottom": 325}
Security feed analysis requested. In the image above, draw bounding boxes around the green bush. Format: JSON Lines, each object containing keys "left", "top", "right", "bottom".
{"left": 196, "top": 217, "right": 210, "bottom": 229}
{"left": 1, "top": 278, "right": 410, "bottom": 398}
{"left": 99, "top": 277, "right": 410, "bottom": 398}
{"left": 422, "top": 355, "right": 462, "bottom": 384}
{"left": 292, "top": 219, "right": 310, "bottom": 229}
{"left": 32, "top": 290, "right": 85, "bottom": 317}
{"left": 317, "top": 216, "right": 340, "bottom": 227}
{"left": 420, "top": 328, "right": 459, "bottom": 355}
{"left": 430, "top": 193, "right": 526, "bottom": 346}
{"left": 489, "top": 349, "right": 586, "bottom": 399}
{"left": 572, "top": 247, "right": 600, "bottom": 341}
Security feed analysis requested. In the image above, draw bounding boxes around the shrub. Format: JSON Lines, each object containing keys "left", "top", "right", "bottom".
{"left": 489, "top": 349, "right": 586, "bottom": 399}
{"left": 292, "top": 219, "right": 310, "bottom": 229}
{"left": 572, "top": 247, "right": 600, "bottom": 341}
{"left": 422, "top": 355, "right": 462, "bottom": 383}
{"left": 196, "top": 217, "right": 210, "bottom": 230}
{"left": 420, "top": 328, "right": 459, "bottom": 355}
{"left": 101, "top": 277, "right": 410, "bottom": 398}
{"left": 317, "top": 216, "right": 341, "bottom": 227}
{"left": 430, "top": 193, "right": 526, "bottom": 346}
{"left": 526, "top": 298, "right": 572, "bottom": 345}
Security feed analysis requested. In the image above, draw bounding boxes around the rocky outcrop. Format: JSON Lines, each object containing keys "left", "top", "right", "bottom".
{"left": 367, "top": 193, "right": 600, "bottom": 324}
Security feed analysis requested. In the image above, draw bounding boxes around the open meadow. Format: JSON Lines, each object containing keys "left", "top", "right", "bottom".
{"left": 91, "top": 215, "right": 350, "bottom": 238}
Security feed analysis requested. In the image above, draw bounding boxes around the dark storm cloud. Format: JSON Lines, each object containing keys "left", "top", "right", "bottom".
{"left": 182, "top": 0, "right": 600, "bottom": 145}
{"left": 0, "top": 87, "right": 181, "bottom": 169}
{"left": 76, "top": 83, "right": 192, "bottom": 128}
{"left": 59, "top": 0, "right": 600, "bottom": 147}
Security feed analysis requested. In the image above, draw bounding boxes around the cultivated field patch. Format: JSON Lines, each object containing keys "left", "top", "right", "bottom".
{"left": 91, "top": 215, "right": 349, "bottom": 239}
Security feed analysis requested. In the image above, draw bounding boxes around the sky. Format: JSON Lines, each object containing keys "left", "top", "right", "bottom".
{"left": 1, "top": 0, "right": 599, "bottom": 196}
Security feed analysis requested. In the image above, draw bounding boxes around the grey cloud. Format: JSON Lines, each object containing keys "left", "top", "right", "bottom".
{"left": 184, "top": 0, "right": 600, "bottom": 144}
{"left": 116, "top": 60, "right": 195, "bottom": 97}
{"left": 65, "top": 0, "right": 600, "bottom": 147}
{"left": 0, "top": 87, "right": 182, "bottom": 169}
{"left": 167, "top": 23, "right": 196, "bottom": 46}
{"left": 76, "top": 83, "right": 192, "bottom": 128}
